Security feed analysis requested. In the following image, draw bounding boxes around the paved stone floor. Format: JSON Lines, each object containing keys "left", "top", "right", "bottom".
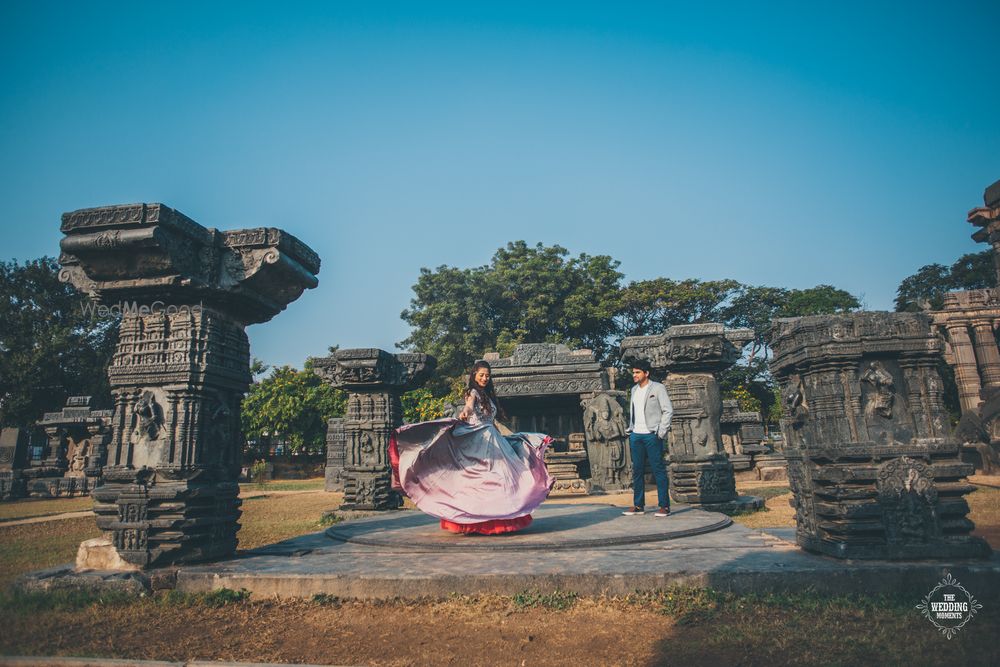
{"left": 176, "top": 503, "right": 1000, "bottom": 601}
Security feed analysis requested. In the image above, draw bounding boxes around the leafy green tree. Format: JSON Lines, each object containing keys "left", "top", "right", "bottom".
{"left": 241, "top": 364, "right": 346, "bottom": 452}
{"left": 0, "top": 257, "right": 118, "bottom": 427}
{"left": 615, "top": 278, "right": 742, "bottom": 338}
{"left": 400, "top": 241, "right": 623, "bottom": 382}
{"left": 895, "top": 250, "right": 995, "bottom": 312}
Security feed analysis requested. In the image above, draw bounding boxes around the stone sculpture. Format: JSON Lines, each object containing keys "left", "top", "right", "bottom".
{"left": 769, "top": 311, "right": 991, "bottom": 559}
{"left": 59, "top": 203, "right": 319, "bottom": 567}
{"left": 580, "top": 391, "right": 631, "bottom": 493}
{"left": 311, "top": 348, "right": 435, "bottom": 510}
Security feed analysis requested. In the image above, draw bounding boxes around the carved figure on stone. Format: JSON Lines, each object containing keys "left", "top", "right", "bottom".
{"left": 877, "top": 457, "right": 940, "bottom": 544}
{"left": 784, "top": 374, "right": 808, "bottom": 424}
{"left": 861, "top": 361, "right": 895, "bottom": 419}
{"left": 131, "top": 392, "right": 163, "bottom": 444}
{"left": 581, "top": 393, "right": 630, "bottom": 491}
{"left": 69, "top": 440, "right": 90, "bottom": 474}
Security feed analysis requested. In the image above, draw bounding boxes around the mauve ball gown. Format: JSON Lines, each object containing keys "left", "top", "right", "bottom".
{"left": 389, "top": 390, "right": 554, "bottom": 534}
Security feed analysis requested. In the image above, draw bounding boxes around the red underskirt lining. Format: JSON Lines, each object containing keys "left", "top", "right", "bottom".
{"left": 440, "top": 515, "right": 533, "bottom": 535}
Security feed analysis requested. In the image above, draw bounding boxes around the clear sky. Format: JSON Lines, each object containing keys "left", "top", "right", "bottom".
{"left": 2, "top": 1, "right": 998, "bottom": 369}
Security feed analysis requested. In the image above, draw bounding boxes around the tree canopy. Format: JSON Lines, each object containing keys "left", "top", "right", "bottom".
{"left": 895, "top": 250, "right": 996, "bottom": 312}
{"left": 0, "top": 257, "right": 118, "bottom": 427}
{"left": 399, "top": 241, "right": 863, "bottom": 413}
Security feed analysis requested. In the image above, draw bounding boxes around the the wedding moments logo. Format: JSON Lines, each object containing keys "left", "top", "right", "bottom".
{"left": 81, "top": 300, "right": 204, "bottom": 318}
{"left": 916, "top": 573, "right": 983, "bottom": 639}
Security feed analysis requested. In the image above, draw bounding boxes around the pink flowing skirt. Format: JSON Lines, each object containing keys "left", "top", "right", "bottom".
{"left": 390, "top": 418, "right": 553, "bottom": 534}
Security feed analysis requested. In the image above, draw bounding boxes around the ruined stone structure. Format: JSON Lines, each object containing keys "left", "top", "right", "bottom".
{"left": 769, "top": 312, "right": 990, "bottom": 559}
{"left": 621, "top": 324, "right": 763, "bottom": 512}
{"left": 60, "top": 203, "right": 319, "bottom": 567}
{"left": 486, "top": 344, "right": 613, "bottom": 495}
{"left": 26, "top": 396, "right": 112, "bottom": 497}
{"left": 0, "top": 428, "right": 30, "bottom": 500}
{"left": 720, "top": 400, "right": 786, "bottom": 481}
{"left": 311, "top": 348, "right": 435, "bottom": 510}
{"left": 932, "top": 180, "right": 1000, "bottom": 473}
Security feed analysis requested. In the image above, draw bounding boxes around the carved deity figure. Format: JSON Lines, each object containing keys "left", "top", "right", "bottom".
{"left": 131, "top": 391, "right": 163, "bottom": 444}
{"left": 69, "top": 439, "right": 90, "bottom": 474}
{"left": 861, "top": 361, "right": 895, "bottom": 419}
{"left": 582, "top": 394, "right": 630, "bottom": 490}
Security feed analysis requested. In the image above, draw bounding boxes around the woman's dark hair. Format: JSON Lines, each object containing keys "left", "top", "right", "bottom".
{"left": 466, "top": 360, "right": 506, "bottom": 420}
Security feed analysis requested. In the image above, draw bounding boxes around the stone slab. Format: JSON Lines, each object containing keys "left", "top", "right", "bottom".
{"left": 170, "top": 503, "right": 1000, "bottom": 602}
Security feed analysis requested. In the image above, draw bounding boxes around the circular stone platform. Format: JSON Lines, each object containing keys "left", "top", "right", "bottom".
{"left": 325, "top": 503, "right": 732, "bottom": 551}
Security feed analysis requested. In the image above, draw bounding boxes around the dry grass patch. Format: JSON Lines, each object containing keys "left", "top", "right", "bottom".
{"left": 0, "top": 517, "right": 101, "bottom": 589}
{"left": 236, "top": 490, "right": 342, "bottom": 550}
{"left": 0, "top": 496, "right": 93, "bottom": 522}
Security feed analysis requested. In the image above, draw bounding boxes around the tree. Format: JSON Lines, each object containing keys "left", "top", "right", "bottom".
{"left": 240, "top": 364, "right": 346, "bottom": 452}
{"left": 400, "top": 241, "right": 623, "bottom": 382}
{"left": 895, "top": 250, "right": 996, "bottom": 312}
{"left": 0, "top": 257, "right": 118, "bottom": 427}
{"left": 615, "top": 278, "right": 742, "bottom": 339}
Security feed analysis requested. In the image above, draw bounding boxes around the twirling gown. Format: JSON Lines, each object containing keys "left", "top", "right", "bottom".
{"left": 389, "top": 394, "right": 554, "bottom": 534}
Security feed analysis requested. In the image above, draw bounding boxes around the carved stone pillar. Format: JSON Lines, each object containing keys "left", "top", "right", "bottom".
{"left": 621, "top": 324, "right": 763, "bottom": 512}
{"left": 580, "top": 391, "right": 631, "bottom": 494}
{"left": 769, "top": 312, "right": 990, "bottom": 560}
{"left": 945, "top": 323, "right": 983, "bottom": 412}
{"left": 59, "top": 203, "right": 319, "bottom": 567}
{"left": 971, "top": 321, "right": 1000, "bottom": 390}
{"left": 311, "top": 349, "right": 435, "bottom": 510}
{"left": 324, "top": 418, "right": 346, "bottom": 492}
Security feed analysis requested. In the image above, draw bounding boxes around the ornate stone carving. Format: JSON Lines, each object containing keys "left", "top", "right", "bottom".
{"left": 311, "top": 348, "right": 436, "bottom": 510}
{"left": 581, "top": 392, "right": 631, "bottom": 493}
{"left": 769, "top": 311, "right": 990, "bottom": 559}
{"left": 60, "top": 203, "right": 319, "bottom": 567}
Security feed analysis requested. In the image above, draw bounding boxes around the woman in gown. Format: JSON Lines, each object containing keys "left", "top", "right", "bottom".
{"left": 389, "top": 361, "right": 554, "bottom": 534}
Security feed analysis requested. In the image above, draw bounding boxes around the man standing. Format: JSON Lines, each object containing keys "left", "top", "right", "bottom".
{"left": 622, "top": 359, "right": 673, "bottom": 517}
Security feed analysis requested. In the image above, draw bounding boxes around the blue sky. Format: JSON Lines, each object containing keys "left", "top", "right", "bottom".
{"left": 2, "top": 2, "right": 998, "bottom": 368}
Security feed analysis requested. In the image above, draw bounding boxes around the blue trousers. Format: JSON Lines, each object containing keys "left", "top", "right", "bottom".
{"left": 630, "top": 432, "right": 669, "bottom": 509}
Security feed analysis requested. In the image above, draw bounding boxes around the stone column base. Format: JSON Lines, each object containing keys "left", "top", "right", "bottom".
{"left": 669, "top": 457, "right": 739, "bottom": 505}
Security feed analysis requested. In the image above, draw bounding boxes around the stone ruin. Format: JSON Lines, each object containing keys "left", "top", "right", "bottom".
{"left": 621, "top": 324, "right": 764, "bottom": 512}
{"left": 933, "top": 179, "right": 1000, "bottom": 473}
{"left": 59, "top": 203, "right": 319, "bottom": 567}
{"left": 769, "top": 311, "right": 990, "bottom": 559}
{"left": 486, "top": 343, "right": 629, "bottom": 495}
{"left": 0, "top": 397, "right": 112, "bottom": 501}
{"left": 311, "top": 348, "right": 435, "bottom": 509}
{"left": 721, "top": 400, "right": 786, "bottom": 481}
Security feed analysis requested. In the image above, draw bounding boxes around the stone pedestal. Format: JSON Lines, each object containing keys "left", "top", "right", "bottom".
{"left": 621, "top": 324, "right": 762, "bottom": 512}
{"left": 769, "top": 312, "right": 991, "bottom": 560}
{"left": 311, "top": 348, "right": 435, "bottom": 510}
{"left": 0, "top": 428, "right": 29, "bottom": 500}
{"left": 59, "top": 203, "right": 319, "bottom": 567}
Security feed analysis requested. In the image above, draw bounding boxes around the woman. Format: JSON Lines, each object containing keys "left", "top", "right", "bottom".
{"left": 390, "top": 361, "right": 554, "bottom": 534}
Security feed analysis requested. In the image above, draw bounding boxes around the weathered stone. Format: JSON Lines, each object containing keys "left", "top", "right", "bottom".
{"left": 76, "top": 537, "right": 141, "bottom": 571}
{"left": 580, "top": 392, "right": 631, "bottom": 493}
{"left": 0, "top": 427, "right": 29, "bottom": 500}
{"left": 769, "top": 311, "right": 991, "bottom": 559}
{"left": 621, "top": 324, "right": 761, "bottom": 510}
{"left": 59, "top": 203, "right": 319, "bottom": 568}
{"left": 324, "top": 417, "right": 346, "bottom": 492}
{"left": 311, "top": 348, "right": 435, "bottom": 510}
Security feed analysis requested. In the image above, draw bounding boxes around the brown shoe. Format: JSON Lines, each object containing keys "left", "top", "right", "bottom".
{"left": 654, "top": 507, "right": 670, "bottom": 517}
{"left": 622, "top": 506, "right": 645, "bottom": 516}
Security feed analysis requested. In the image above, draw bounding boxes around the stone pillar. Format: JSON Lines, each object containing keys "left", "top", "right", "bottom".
{"left": 769, "top": 312, "right": 990, "bottom": 560}
{"left": 311, "top": 349, "right": 435, "bottom": 510}
{"left": 621, "top": 324, "right": 763, "bottom": 513}
{"left": 971, "top": 321, "right": 1000, "bottom": 390}
{"left": 0, "top": 428, "right": 29, "bottom": 500}
{"left": 59, "top": 203, "right": 319, "bottom": 567}
{"left": 580, "top": 391, "right": 631, "bottom": 494}
{"left": 945, "top": 323, "right": 984, "bottom": 413}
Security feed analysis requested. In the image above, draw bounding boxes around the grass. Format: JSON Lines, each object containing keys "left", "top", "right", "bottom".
{"left": 0, "top": 587, "right": 995, "bottom": 666}
{"left": 0, "top": 517, "right": 101, "bottom": 589}
{"left": 237, "top": 490, "right": 341, "bottom": 550}
{"left": 238, "top": 478, "right": 325, "bottom": 493}
{"left": 0, "top": 496, "right": 93, "bottom": 522}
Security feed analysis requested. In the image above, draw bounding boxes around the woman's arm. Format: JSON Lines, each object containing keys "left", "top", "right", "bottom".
{"left": 458, "top": 391, "right": 476, "bottom": 421}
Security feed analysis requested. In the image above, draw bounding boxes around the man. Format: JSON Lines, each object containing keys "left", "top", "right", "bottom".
{"left": 622, "top": 359, "right": 673, "bottom": 517}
